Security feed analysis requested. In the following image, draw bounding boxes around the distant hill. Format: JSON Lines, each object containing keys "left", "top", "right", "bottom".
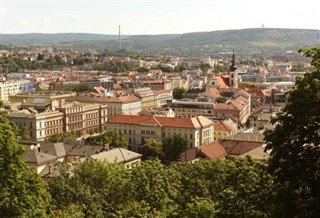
{"left": 2, "top": 28, "right": 320, "bottom": 53}
{"left": 1, "top": 33, "right": 126, "bottom": 44}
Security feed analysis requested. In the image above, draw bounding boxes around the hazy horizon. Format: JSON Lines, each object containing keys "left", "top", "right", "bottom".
{"left": 1, "top": 0, "right": 320, "bottom": 35}
{"left": 1, "top": 27, "right": 320, "bottom": 36}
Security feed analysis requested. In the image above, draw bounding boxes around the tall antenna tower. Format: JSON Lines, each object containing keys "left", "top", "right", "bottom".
{"left": 118, "top": 25, "right": 122, "bottom": 50}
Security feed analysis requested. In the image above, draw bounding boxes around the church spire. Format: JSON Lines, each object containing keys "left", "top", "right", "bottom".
{"left": 229, "top": 49, "right": 237, "bottom": 72}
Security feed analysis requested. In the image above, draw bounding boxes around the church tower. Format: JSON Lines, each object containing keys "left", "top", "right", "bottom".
{"left": 229, "top": 50, "right": 238, "bottom": 88}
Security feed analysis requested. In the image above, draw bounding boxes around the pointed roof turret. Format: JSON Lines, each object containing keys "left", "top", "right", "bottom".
{"left": 229, "top": 50, "right": 237, "bottom": 72}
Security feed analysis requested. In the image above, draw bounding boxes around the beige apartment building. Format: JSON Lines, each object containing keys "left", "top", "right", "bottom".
{"left": 154, "top": 90, "right": 173, "bottom": 107}
{"left": 107, "top": 114, "right": 214, "bottom": 151}
{"left": 65, "top": 95, "right": 141, "bottom": 118}
{"left": 9, "top": 109, "right": 64, "bottom": 141}
{"left": 9, "top": 100, "right": 108, "bottom": 141}
{"left": 142, "top": 79, "right": 172, "bottom": 91}
{"left": 134, "top": 88, "right": 157, "bottom": 109}
{"left": 57, "top": 101, "right": 108, "bottom": 137}
{"left": 1, "top": 80, "right": 32, "bottom": 102}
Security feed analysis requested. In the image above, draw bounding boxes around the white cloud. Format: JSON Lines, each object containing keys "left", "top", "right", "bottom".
{"left": 39, "top": 19, "right": 52, "bottom": 25}
{"left": 19, "top": 20, "right": 32, "bottom": 26}
{"left": 69, "top": 14, "right": 87, "bottom": 22}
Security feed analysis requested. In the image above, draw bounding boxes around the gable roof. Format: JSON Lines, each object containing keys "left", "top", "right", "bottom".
{"left": 214, "top": 121, "right": 233, "bottom": 132}
{"left": 41, "top": 142, "right": 66, "bottom": 158}
{"left": 90, "top": 148, "right": 142, "bottom": 164}
{"left": 64, "top": 144, "right": 104, "bottom": 157}
{"left": 208, "top": 88, "right": 222, "bottom": 98}
{"left": 107, "top": 114, "right": 213, "bottom": 129}
{"left": 215, "top": 76, "right": 229, "bottom": 89}
{"left": 200, "top": 140, "right": 227, "bottom": 160}
{"left": 24, "top": 149, "right": 57, "bottom": 165}
{"left": 219, "top": 139, "right": 263, "bottom": 156}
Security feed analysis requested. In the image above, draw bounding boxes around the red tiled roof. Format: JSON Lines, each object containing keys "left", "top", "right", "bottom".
{"left": 214, "top": 121, "right": 233, "bottom": 131}
{"left": 215, "top": 76, "right": 228, "bottom": 89}
{"left": 219, "top": 139, "right": 263, "bottom": 156}
{"left": 107, "top": 114, "right": 213, "bottom": 129}
{"left": 200, "top": 140, "right": 227, "bottom": 160}
{"left": 214, "top": 103, "right": 237, "bottom": 110}
{"left": 208, "top": 87, "right": 221, "bottom": 97}
{"left": 108, "top": 114, "right": 160, "bottom": 126}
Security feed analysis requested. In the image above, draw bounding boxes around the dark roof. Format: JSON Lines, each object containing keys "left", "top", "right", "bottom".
{"left": 24, "top": 149, "right": 57, "bottom": 165}
{"left": 21, "top": 98, "right": 51, "bottom": 108}
{"left": 41, "top": 142, "right": 66, "bottom": 158}
{"left": 64, "top": 144, "right": 104, "bottom": 157}
{"left": 219, "top": 139, "right": 263, "bottom": 156}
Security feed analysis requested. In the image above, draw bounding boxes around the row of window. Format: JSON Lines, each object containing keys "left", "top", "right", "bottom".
{"left": 69, "top": 115, "right": 83, "bottom": 122}
{"left": 45, "top": 127, "right": 62, "bottom": 136}
{"left": 141, "top": 130, "right": 155, "bottom": 135}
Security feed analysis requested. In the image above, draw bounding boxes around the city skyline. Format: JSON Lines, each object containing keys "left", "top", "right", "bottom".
{"left": 0, "top": 0, "right": 320, "bottom": 35}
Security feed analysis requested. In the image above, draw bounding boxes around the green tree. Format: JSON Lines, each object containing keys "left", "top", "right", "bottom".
{"left": 173, "top": 87, "right": 186, "bottom": 100}
{"left": 72, "top": 84, "right": 90, "bottom": 93}
{"left": 140, "top": 138, "right": 163, "bottom": 160}
{"left": 128, "top": 160, "right": 179, "bottom": 216}
{"left": 264, "top": 47, "right": 320, "bottom": 217}
{"left": 0, "top": 111, "right": 50, "bottom": 217}
{"left": 214, "top": 64, "right": 228, "bottom": 73}
{"left": 162, "top": 134, "right": 189, "bottom": 164}
{"left": 181, "top": 197, "right": 215, "bottom": 218}
{"left": 200, "top": 63, "right": 211, "bottom": 75}
{"left": 174, "top": 157, "right": 273, "bottom": 218}
{"left": 47, "top": 131, "right": 77, "bottom": 143}
{"left": 49, "top": 160, "right": 130, "bottom": 217}
{"left": 20, "top": 126, "right": 31, "bottom": 140}
{"left": 86, "top": 130, "right": 128, "bottom": 149}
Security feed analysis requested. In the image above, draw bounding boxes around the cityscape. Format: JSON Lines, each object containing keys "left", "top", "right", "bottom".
{"left": 0, "top": 0, "right": 320, "bottom": 217}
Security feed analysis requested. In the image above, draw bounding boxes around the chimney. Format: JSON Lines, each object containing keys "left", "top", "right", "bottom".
{"left": 36, "top": 143, "right": 41, "bottom": 152}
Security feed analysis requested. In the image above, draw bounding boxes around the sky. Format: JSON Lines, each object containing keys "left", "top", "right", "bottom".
{"left": 0, "top": 0, "right": 319, "bottom": 35}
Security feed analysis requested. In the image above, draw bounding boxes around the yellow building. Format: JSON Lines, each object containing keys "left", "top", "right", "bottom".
{"left": 107, "top": 114, "right": 214, "bottom": 151}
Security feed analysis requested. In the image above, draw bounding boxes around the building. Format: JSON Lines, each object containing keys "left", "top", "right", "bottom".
{"left": 154, "top": 90, "right": 173, "bottom": 107}
{"left": 56, "top": 101, "right": 108, "bottom": 137}
{"left": 142, "top": 79, "right": 172, "bottom": 91}
{"left": 168, "top": 94, "right": 250, "bottom": 126}
{"left": 90, "top": 148, "right": 142, "bottom": 168}
{"left": 0, "top": 80, "right": 33, "bottom": 102}
{"left": 138, "top": 107, "right": 175, "bottom": 117}
{"left": 9, "top": 100, "right": 108, "bottom": 140}
{"left": 9, "top": 109, "right": 64, "bottom": 141}
{"left": 65, "top": 94, "right": 141, "bottom": 118}
{"left": 134, "top": 88, "right": 157, "bottom": 110}
{"left": 9, "top": 91, "right": 76, "bottom": 105}
{"left": 167, "top": 100, "right": 215, "bottom": 117}
{"left": 214, "top": 120, "right": 237, "bottom": 140}
{"left": 107, "top": 114, "right": 214, "bottom": 151}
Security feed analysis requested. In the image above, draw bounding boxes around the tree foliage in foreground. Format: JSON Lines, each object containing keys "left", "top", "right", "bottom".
{"left": 48, "top": 157, "right": 273, "bottom": 217}
{"left": 0, "top": 111, "right": 50, "bottom": 217}
{"left": 265, "top": 46, "right": 320, "bottom": 217}
{"left": 140, "top": 135, "right": 189, "bottom": 164}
